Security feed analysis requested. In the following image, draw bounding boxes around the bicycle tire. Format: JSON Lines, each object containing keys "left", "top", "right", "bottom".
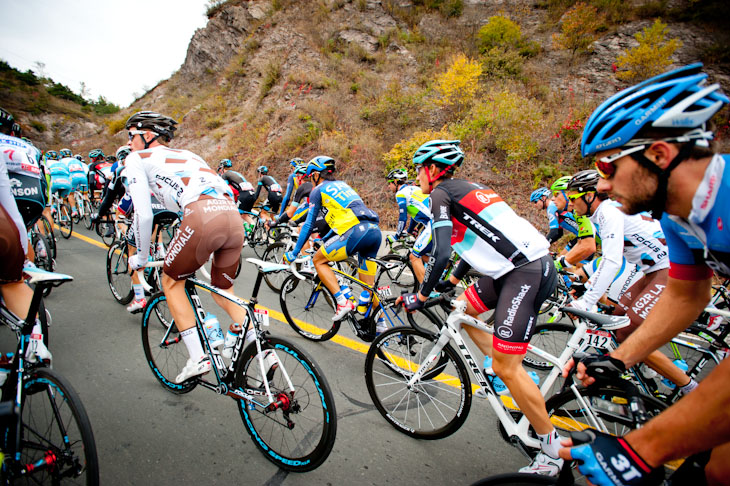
{"left": 97, "top": 219, "right": 115, "bottom": 247}
{"left": 57, "top": 204, "right": 73, "bottom": 239}
{"left": 280, "top": 272, "right": 341, "bottom": 341}
{"left": 31, "top": 231, "right": 54, "bottom": 273}
{"left": 83, "top": 200, "right": 93, "bottom": 230}
{"left": 141, "top": 292, "right": 197, "bottom": 394}
{"left": 252, "top": 223, "right": 269, "bottom": 258}
{"left": 41, "top": 215, "right": 57, "bottom": 260}
{"left": 523, "top": 323, "right": 576, "bottom": 371}
{"left": 106, "top": 241, "right": 134, "bottom": 305}
{"left": 377, "top": 254, "right": 418, "bottom": 293}
{"left": 365, "top": 326, "right": 472, "bottom": 439}
{"left": 234, "top": 334, "right": 337, "bottom": 472}
{"left": 16, "top": 367, "right": 100, "bottom": 485}
{"left": 545, "top": 384, "right": 667, "bottom": 438}
{"left": 470, "top": 473, "right": 559, "bottom": 485}
{"left": 261, "top": 241, "right": 291, "bottom": 293}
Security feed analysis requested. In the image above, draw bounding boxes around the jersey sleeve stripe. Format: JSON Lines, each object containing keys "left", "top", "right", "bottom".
{"left": 668, "top": 262, "right": 713, "bottom": 281}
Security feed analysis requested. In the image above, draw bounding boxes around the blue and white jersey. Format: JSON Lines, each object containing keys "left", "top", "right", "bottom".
{"left": 547, "top": 200, "right": 579, "bottom": 235}
{"left": 661, "top": 154, "right": 730, "bottom": 279}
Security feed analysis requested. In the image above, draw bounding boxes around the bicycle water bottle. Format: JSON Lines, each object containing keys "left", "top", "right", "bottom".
{"left": 203, "top": 313, "right": 224, "bottom": 352}
{"left": 357, "top": 290, "right": 371, "bottom": 315}
{"left": 221, "top": 322, "right": 242, "bottom": 359}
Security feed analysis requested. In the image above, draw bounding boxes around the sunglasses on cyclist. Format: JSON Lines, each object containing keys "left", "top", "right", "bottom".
{"left": 568, "top": 192, "right": 586, "bottom": 201}
{"left": 128, "top": 130, "right": 147, "bottom": 141}
{"left": 594, "top": 145, "right": 646, "bottom": 179}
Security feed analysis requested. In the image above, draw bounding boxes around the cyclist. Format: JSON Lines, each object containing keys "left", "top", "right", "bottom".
{"left": 565, "top": 169, "right": 696, "bottom": 392}
{"left": 283, "top": 156, "right": 382, "bottom": 326}
{"left": 387, "top": 168, "right": 433, "bottom": 284}
{"left": 66, "top": 150, "right": 89, "bottom": 214}
{"left": 270, "top": 163, "right": 311, "bottom": 227}
{"left": 252, "top": 165, "right": 282, "bottom": 220}
{"left": 548, "top": 175, "right": 597, "bottom": 271}
{"left": 278, "top": 157, "right": 304, "bottom": 218}
{"left": 559, "top": 64, "right": 730, "bottom": 485}
{"left": 0, "top": 107, "right": 50, "bottom": 363}
{"left": 87, "top": 149, "right": 106, "bottom": 203}
{"left": 47, "top": 150, "right": 74, "bottom": 221}
{"left": 124, "top": 111, "right": 245, "bottom": 383}
{"left": 217, "top": 159, "right": 255, "bottom": 228}
{"left": 397, "top": 139, "right": 561, "bottom": 475}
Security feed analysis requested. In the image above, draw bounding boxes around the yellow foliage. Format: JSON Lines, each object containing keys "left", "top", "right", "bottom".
{"left": 552, "top": 2, "right": 604, "bottom": 58}
{"left": 433, "top": 54, "right": 482, "bottom": 115}
{"left": 106, "top": 117, "right": 127, "bottom": 136}
{"left": 617, "top": 19, "right": 682, "bottom": 83}
{"left": 382, "top": 129, "right": 453, "bottom": 176}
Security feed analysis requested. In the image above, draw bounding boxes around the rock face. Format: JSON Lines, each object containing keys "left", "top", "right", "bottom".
{"left": 179, "top": 3, "right": 255, "bottom": 79}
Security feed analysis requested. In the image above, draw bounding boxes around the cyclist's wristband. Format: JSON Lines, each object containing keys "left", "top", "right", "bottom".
{"left": 570, "top": 430, "right": 662, "bottom": 486}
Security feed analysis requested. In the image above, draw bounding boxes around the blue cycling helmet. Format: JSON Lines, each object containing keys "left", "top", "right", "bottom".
{"left": 59, "top": 148, "right": 72, "bottom": 158}
{"left": 289, "top": 157, "right": 304, "bottom": 168}
{"left": 294, "top": 163, "right": 307, "bottom": 175}
{"left": 582, "top": 63, "right": 729, "bottom": 157}
{"left": 45, "top": 150, "right": 59, "bottom": 161}
{"left": 413, "top": 139, "right": 464, "bottom": 168}
{"left": 219, "top": 159, "right": 232, "bottom": 169}
{"left": 305, "top": 156, "right": 334, "bottom": 176}
{"left": 89, "top": 149, "right": 104, "bottom": 160}
{"left": 257, "top": 165, "right": 268, "bottom": 174}
{"left": 530, "top": 187, "right": 551, "bottom": 203}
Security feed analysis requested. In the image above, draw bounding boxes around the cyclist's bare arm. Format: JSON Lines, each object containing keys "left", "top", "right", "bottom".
{"left": 563, "top": 237, "right": 596, "bottom": 265}
{"left": 566, "top": 275, "right": 711, "bottom": 384}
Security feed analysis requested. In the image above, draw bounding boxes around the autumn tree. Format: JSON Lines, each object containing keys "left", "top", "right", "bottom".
{"left": 434, "top": 54, "right": 482, "bottom": 118}
{"left": 552, "top": 2, "right": 604, "bottom": 60}
{"left": 617, "top": 19, "right": 682, "bottom": 82}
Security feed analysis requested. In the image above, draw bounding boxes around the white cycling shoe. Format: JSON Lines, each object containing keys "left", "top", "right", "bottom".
{"left": 175, "top": 357, "right": 211, "bottom": 383}
{"left": 518, "top": 452, "right": 564, "bottom": 476}
{"left": 332, "top": 300, "right": 355, "bottom": 321}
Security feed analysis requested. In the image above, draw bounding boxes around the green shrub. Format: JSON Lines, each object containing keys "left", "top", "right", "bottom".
{"left": 29, "top": 120, "right": 46, "bottom": 132}
{"left": 477, "top": 16, "right": 523, "bottom": 52}
{"left": 260, "top": 60, "right": 282, "bottom": 99}
{"left": 552, "top": 2, "right": 604, "bottom": 59}
{"left": 617, "top": 19, "right": 682, "bottom": 82}
{"left": 382, "top": 128, "right": 454, "bottom": 175}
{"left": 106, "top": 117, "right": 127, "bottom": 135}
{"left": 481, "top": 46, "right": 524, "bottom": 79}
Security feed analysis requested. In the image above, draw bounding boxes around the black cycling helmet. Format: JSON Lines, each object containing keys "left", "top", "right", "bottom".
{"left": 125, "top": 111, "right": 178, "bottom": 145}
{"left": 11, "top": 123, "right": 21, "bottom": 138}
{"left": 257, "top": 165, "right": 269, "bottom": 174}
{"left": 387, "top": 168, "right": 408, "bottom": 183}
{"left": 0, "top": 108, "right": 15, "bottom": 135}
{"left": 567, "top": 170, "right": 601, "bottom": 193}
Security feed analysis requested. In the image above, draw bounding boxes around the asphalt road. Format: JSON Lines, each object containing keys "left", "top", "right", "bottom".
{"left": 19, "top": 224, "right": 531, "bottom": 486}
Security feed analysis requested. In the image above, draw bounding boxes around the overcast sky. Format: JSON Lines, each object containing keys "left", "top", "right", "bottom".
{"left": 0, "top": 0, "right": 210, "bottom": 107}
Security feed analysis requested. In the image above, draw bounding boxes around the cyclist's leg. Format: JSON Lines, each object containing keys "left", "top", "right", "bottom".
{"left": 409, "top": 224, "right": 432, "bottom": 284}
{"left": 208, "top": 209, "right": 246, "bottom": 324}
{"left": 348, "top": 223, "right": 382, "bottom": 295}
{"left": 0, "top": 202, "right": 32, "bottom": 317}
{"left": 705, "top": 443, "right": 730, "bottom": 484}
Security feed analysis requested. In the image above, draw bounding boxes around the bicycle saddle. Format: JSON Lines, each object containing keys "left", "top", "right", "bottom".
{"left": 561, "top": 307, "right": 630, "bottom": 330}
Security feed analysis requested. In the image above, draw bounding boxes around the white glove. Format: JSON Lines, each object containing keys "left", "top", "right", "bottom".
{"left": 569, "top": 298, "right": 591, "bottom": 312}
{"left": 128, "top": 253, "right": 148, "bottom": 271}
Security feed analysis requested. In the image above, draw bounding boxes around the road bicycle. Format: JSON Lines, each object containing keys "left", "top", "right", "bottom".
{"left": 0, "top": 268, "right": 99, "bottom": 484}
{"left": 106, "top": 218, "right": 174, "bottom": 306}
{"left": 140, "top": 258, "right": 337, "bottom": 472}
{"left": 364, "top": 294, "right": 666, "bottom": 458}
{"left": 279, "top": 255, "right": 434, "bottom": 343}
{"left": 50, "top": 193, "right": 73, "bottom": 239}
{"left": 70, "top": 189, "right": 93, "bottom": 229}
{"left": 241, "top": 206, "right": 280, "bottom": 258}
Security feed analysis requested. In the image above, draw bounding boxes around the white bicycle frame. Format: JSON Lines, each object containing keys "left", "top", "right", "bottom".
{"left": 406, "top": 299, "right": 631, "bottom": 449}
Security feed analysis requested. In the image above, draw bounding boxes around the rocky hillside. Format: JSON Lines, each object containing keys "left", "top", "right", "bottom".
{"left": 9, "top": 0, "right": 730, "bottom": 230}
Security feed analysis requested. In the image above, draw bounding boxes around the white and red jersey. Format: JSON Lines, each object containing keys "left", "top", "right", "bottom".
{"left": 125, "top": 145, "right": 233, "bottom": 259}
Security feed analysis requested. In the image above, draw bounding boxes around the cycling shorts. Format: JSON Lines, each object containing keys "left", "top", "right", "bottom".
{"left": 238, "top": 192, "right": 255, "bottom": 213}
{"left": 322, "top": 222, "right": 382, "bottom": 274}
{"left": 70, "top": 174, "right": 87, "bottom": 190}
{"left": 464, "top": 254, "right": 557, "bottom": 354}
{"left": 50, "top": 178, "right": 72, "bottom": 198}
{"left": 411, "top": 223, "right": 432, "bottom": 258}
{"left": 614, "top": 268, "right": 668, "bottom": 342}
{"left": 163, "top": 198, "right": 244, "bottom": 289}
{"left": 0, "top": 203, "right": 24, "bottom": 283}
{"left": 266, "top": 194, "right": 282, "bottom": 214}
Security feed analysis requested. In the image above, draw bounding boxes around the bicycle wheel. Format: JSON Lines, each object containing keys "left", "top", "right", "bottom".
{"left": 261, "top": 241, "right": 291, "bottom": 293}
{"left": 234, "top": 334, "right": 337, "bottom": 472}
{"left": 41, "top": 215, "right": 57, "bottom": 260}
{"left": 545, "top": 384, "right": 667, "bottom": 438}
{"left": 470, "top": 473, "right": 558, "bottom": 485}
{"left": 16, "top": 367, "right": 99, "bottom": 485}
{"left": 377, "top": 254, "right": 418, "bottom": 293}
{"left": 365, "top": 326, "right": 472, "bottom": 439}
{"left": 280, "top": 272, "right": 341, "bottom": 341}
{"left": 83, "top": 200, "right": 93, "bottom": 230}
{"left": 106, "top": 241, "right": 133, "bottom": 305}
{"left": 141, "top": 292, "right": 197, "bottom": 394}
{"left": 96, "top": 219, "right": 115, "bottom": 247}
{"left": 31, "top": 232, "right": 55, "bottom": 273}
{"left": 252, "top": 223, "right": 269, "bottom": 258}
{"left": 57, "top": 204, "right": 73, "bottom": 239}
